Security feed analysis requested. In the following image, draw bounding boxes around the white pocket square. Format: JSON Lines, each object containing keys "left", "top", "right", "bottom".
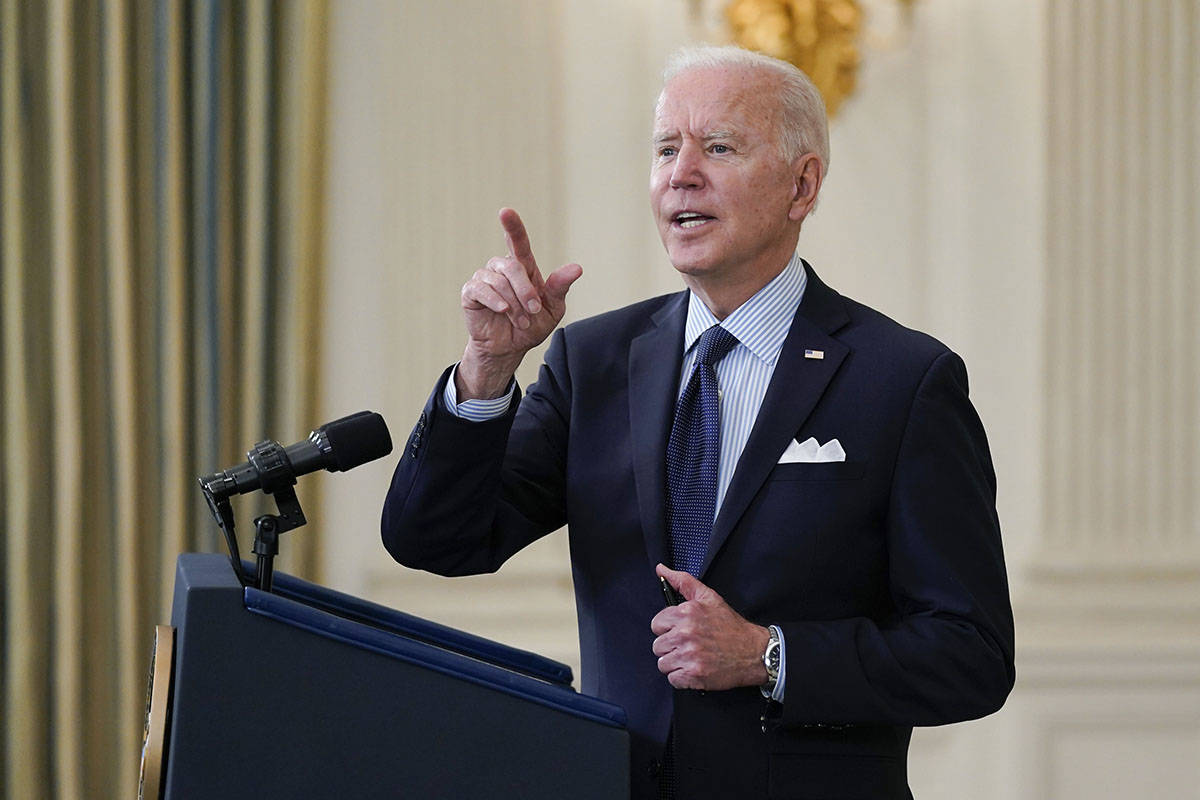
{"left": 778, "top": 437, "right": 846, "bottom": 464}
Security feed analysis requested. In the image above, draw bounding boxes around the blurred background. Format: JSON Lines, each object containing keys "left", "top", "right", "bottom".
{"left": 2, "top": 0, "right": 1197, "bottom": 797}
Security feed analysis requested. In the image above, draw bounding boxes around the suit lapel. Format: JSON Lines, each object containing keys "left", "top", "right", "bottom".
{"left": 629, "top": 292, "right": 688, "bottom": 570}
{"left": 700, "top": 264, "right": 851, "bottom": 579}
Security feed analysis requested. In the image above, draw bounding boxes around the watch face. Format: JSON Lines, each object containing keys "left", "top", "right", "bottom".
{"left": 765, "top": 638, "right": 781, "bottom": 678}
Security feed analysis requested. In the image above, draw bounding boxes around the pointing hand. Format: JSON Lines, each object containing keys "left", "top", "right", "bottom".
{"left": 457, "top": 208, "right": 582, "bottom": 400}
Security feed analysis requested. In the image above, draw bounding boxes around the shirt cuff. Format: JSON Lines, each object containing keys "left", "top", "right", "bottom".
{"left": 760, "top": 624, "right": 786, "bottom": 704}
{"left": 442, "top": 363, "right": 516, "bottom": 421}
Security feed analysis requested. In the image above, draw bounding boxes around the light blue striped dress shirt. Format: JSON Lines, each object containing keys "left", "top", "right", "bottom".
{"left": 445, "top": 252, "right": 808, "bottom": 702}
{"left": 677, "top": 251, "right": 807, "bottom": 516}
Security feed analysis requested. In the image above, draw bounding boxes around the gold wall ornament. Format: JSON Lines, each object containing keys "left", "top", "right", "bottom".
{"left": 721, "top": 0, "right": 918, "bottom": 117}
{"left": 725, "top": 0, "right": 863, "bottom": 116}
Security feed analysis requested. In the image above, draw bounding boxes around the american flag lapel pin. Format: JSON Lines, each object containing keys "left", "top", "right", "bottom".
{"left": 804, "top": 349, "right": 825, "bottom": 360}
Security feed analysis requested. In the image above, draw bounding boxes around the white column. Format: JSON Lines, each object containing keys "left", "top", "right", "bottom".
{"left": 1009, "top": 3, "right": 1200, "bottom": 798}
{"left": 1040, "top": 0, "right": 1200, "bottom": 576}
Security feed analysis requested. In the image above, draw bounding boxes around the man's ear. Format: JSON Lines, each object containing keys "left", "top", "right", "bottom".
{"left": 788, "top": 153, "right": 824, "bottom": 223}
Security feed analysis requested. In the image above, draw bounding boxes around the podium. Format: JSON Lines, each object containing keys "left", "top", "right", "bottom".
{"left": 149, "top": 554, "right": 629, "bottom": 799}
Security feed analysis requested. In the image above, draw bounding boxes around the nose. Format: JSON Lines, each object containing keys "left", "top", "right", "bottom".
{"left": 669, "top": 142, "right": 705, "bottom": 190}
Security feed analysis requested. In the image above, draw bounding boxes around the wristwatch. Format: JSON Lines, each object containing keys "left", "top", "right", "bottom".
{"left": 762, "top": 625, "right": 781, "bottom": 693}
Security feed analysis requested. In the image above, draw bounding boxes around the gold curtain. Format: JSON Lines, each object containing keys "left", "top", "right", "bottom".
{"left": 0, "top": 1, "right": 329, "bottom": 797}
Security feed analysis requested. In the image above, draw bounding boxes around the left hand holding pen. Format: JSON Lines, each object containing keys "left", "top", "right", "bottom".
{"left": 651, "top": 563, "right": 771, "bottom": 691}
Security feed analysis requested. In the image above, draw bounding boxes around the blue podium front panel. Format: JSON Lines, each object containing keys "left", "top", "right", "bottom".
{"left": 163, "top": 554, "right": 629, "bottom": 799}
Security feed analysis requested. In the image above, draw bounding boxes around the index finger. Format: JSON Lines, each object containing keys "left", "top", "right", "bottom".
{"left": 499, "top": 207, "right": 537, "bottom": 268}
{"left": 650, "top": 609, "right": 678, "bottom": 637}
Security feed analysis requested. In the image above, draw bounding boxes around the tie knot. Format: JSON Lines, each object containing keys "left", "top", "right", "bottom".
{"left": 695, "top": 325, "right": 739, "bottom": 367}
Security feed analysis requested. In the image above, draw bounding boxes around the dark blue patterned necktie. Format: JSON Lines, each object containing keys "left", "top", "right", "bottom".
{"left": 666, "top": 324, "right": 739, "bottom": 576}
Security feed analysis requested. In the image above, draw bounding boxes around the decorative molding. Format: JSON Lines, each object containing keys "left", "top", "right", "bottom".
{"left": 1024, "top": 679, "right": 1200, "bottom": 800}
{"left": 1016, "top": 641, "right": 1200, "bottom": 687}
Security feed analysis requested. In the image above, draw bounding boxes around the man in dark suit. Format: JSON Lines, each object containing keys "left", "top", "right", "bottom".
{"left": 382, "top": 45, "right": 1014, "bottom": 800}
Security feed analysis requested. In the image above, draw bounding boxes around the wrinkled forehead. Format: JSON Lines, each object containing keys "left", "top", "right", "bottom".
{"left": 653, "top": 66, "right": 780, "bottom": 140}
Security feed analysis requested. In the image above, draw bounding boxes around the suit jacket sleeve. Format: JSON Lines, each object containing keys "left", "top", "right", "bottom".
{"left": 381, "top": 329, "right": 572, "bottom": 576}
{"left": 776, "top": 350, "right": 1015, "bottom": 728}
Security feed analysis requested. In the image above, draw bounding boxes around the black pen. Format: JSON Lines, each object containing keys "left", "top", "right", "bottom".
{"left": 660, "top": 576, "right": 683, "bottom": 606}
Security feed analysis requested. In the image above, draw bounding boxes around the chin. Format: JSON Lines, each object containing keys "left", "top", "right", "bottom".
{"left": 665, "top": 247, "right": 716, "bottom": 277}
{"left": 668, "top": 259, "right": 711, "bottom": 279}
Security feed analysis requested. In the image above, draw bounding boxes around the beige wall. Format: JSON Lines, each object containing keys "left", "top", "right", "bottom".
{"left": 320, "top": 1, "right": 1200, "bottom": 796}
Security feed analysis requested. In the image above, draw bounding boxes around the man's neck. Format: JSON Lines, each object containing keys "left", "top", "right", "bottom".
{"left": 684, "top": 262, "right": 791, "bottom": 320}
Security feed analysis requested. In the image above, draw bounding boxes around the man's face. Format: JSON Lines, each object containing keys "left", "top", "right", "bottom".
{"left": 650, "top": 67, "right": 803, "bottom": 294}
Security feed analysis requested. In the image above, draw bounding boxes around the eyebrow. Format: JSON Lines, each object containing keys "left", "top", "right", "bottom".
{"left": 652, "top": 129, "right": 740, "bottom": 145}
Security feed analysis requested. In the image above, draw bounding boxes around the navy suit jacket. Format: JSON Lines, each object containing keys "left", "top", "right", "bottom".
{"left": 382, "top": 264, "right": 1015, "bottom": 800}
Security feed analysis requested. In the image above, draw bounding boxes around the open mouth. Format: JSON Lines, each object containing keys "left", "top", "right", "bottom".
{"left": 673, "top": 211, "right": 714, "bottom": 229}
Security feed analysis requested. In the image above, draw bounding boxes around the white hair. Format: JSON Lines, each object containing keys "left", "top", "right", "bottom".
{"left": 660, "top": 45, "right": 830, "bottom": 173}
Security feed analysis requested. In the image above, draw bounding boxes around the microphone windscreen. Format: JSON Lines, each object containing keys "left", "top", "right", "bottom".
{"left": 322, "top": 411, "right": 393, "bottom": 471}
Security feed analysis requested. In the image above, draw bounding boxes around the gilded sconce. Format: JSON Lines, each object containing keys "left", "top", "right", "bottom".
{"left": 692, "top": 0, "right": 916, "bottom": 117}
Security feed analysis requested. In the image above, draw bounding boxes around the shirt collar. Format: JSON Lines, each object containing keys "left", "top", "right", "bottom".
{"left": 682, "top": 251, "right": 808, "bottom": 367}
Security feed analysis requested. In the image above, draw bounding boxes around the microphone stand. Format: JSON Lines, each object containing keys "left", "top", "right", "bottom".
{"left": 250, "top": 484, "right": 306, "bottom": 593}
{"left": 200, "top": 439, "right": 308, "bottom": 593}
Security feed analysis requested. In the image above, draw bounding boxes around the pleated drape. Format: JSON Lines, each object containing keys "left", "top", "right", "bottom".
{"left": 0, "top": 1, "right": 329, "bottom": 797}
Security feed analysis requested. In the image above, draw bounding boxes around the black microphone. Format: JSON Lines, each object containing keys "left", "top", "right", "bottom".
{"left": 200, "top": 411, "right": 392, "bottom": 499}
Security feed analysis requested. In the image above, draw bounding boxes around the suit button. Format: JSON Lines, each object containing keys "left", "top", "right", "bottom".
{"left": 647, "top": 759, "right": 661, "bottom": 779}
